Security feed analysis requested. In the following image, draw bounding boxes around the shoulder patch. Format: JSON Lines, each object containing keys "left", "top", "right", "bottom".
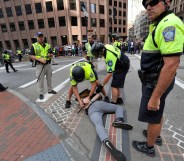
{"left": 107, "top": 60, "right": 113, "bottom": 67}
{"left": 162, "top": 26, "right": 175, "bottom": 42}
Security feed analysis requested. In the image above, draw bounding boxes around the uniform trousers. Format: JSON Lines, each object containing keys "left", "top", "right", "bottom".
{"left": 36, "top": 64, "right": 52, "bottom": 95}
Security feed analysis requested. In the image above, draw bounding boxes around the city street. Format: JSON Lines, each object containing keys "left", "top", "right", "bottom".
{"left": 0, "top": 55, "right": 184, "bottom": 161}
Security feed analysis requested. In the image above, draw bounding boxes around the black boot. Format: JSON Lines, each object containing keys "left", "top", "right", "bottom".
{"left": 0, "top": 83, "right": 8, "bottom": 92}
{"left": 103, "top": 139, "right": 126, "bottom": 161}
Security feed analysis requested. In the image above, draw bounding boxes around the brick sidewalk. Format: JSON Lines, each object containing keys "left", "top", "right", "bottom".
{"left": 0, "top": 91, "right": 60, "bottom": 161}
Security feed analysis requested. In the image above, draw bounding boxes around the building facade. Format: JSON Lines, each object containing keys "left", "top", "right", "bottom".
{"left": 171, "top": 0, "right": 184, "bottom": 21}
{"left": 0, "top": 0, "right": 128, "bottom": 52}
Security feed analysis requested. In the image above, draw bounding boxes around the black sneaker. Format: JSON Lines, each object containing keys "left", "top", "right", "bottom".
{"left": 132, "top": 141, "right": 155, "bottom": 157}
{"left": 142, "top": 130, "right": 162, "bottom": 146}
{"left": 104, "top": 96, "right": 110, "bottom": 103}
{"left": 48, "top": 90, "right": 57, "bottom": 94}
{"left": 14, "top": 70, "right": 18, "bottom": 72}
{"left": 65, "top": 100, "right": 71, "bottom": 108}
{"left": 39, "top": 94, "right": 44, "bottom": 100}
{"left": 116, "top": 98, "right": 124, "bottom": 104}
{"left": 104, "top": 139, "right": 126, "bottom": 161}
{"left": 0, "top": 87, "right": 8, "bottom": 92}
{"left": 112, "top": 118, "right": 133, "bottom": 130}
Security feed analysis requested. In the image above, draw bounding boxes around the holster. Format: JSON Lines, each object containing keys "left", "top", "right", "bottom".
{"left": 138, "top": 69, "right": 159, "bottom": 88}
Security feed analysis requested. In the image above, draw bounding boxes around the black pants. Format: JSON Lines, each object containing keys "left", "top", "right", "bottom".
{"left": 18, "top": 54, "right": 22, "bottom": 62}
{"left": 4, "top": 60, "right": 16, "bottom": 72}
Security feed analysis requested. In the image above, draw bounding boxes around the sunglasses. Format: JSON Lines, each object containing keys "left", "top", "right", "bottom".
{"left": 144, "top": 0, "right": 161, "bottom": 9}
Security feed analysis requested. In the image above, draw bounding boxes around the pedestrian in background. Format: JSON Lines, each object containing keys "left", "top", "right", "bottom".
{"left": 29, "top": 32, "right": 57, "bottom": 100}
{"left": 132, "top": 0, "right": 184, "bottom": 157}
{"left": 2, "top": 50, "right": 18, "bottom": 73}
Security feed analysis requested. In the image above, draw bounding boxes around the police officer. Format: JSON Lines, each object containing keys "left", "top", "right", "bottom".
{"left": 29, "top": 32, "right": 57, "bottom": 100}
{"left": 113, "top": 36, "right": 122, "bottom": 50}
{"left": 17, "top": 48, "right": 22, "bottom": 62}
{"left": 83, "top": 35, "right": 95, "bottom": 63}
{"left": 3, "top": 50, "right": 18, "bottom": 73}
{"left": 65, "top": 61, "right": 109, "bottom": 108}
{"left": 132, "top": 0, "right": 184, "bottom": 157}
{"left": 91, "top": 43, "right": 130, "bottom": 104}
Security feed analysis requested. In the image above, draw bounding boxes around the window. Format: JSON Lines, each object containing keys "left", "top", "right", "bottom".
{"left": 119, "top": 28, "right": 121, "bottom": 33}
{"left": 0, "top": 9, "right": 4, "bottom": 18}
{"left": 109, "top": 9, "right": 112, "bottom": 16}
{"left": 81, "top": 17, "right": 86, "bottom": 26}
{"left": 57, "top": 0, "right": 64, "bottom": 10}
{"left": 31, "top": 38, "right": 36, "bottom": 43}
{"left": 100, "top": 35, "right": 105, "bottom": 43}
{"left": 10, "top": 23, "right": 16, "bottom": 31}
{"left": 1, "top": 24, "right": 7, "bottom": 32}
{"left": 109, "top": 0, "right": 112, "bottom": 6}
{"left": 119, "top": 11, "right": 122, "bottom": 16}
{"left": 6, "top": 7, "right": 13, "bottom": 17}
{"left": 91, "top": 4, "right": 96, "bottom": 13}
{"left": 14, "top": 40, "right": 20, "bottom": 49}
{"left": 15, "top": 6, "right": 22, "bottom": 16}
{"left": 71, "top": 17, "right": 77, "bottom": 26}
{"left": 51, "top": 36, "right": 57, "bottom": 46}
{"left": 123, "top": 3, "right": 126, "bottom": 9}
{"left": 100, "top": 19, "right": 105, "bottom": 27}
{"left": 119, "top": 19, "right": 122, "bottom": 25}
{"left": 18, "top": 21, "right": 25, "bottom": 31}
{"left": 114, "top": 19, "right": 117, "bottom": 24}
{"left": 109, "top": 27, "right": 112, "bottom": 33}
{"left": 123, "top": 12, "right": 126, "bottom": 17}
{"left": 28, "top": 20, "right": 35, "bottom": 30}
{"left": 91, "top": 18, "right": 96, "bottom": 27}
{"left": 22, "top": 39, "right": 28, "bottom": 48}
{"left": 70, "top": 0, "right": 76, "bottom": 10}
{"left": 99, "top": 5, "right": 104, "bottom": 14}
{"left": 5, "top": 41, "right": 11, "bottom": 49}
{"left": 25, "top": 4, "right": 32, "bottom": 15}
{"left": 72, "top": 35, "right": 78, "bottom": 42}
{"left": 114, "top": 27, "right": 117, "bottom": 33}
{"left": 38, "top": 19, "right": 45, "bottom": 28}
{"left": 46, "top": 1, "right": 53, "bottom": 12}
{"left": 61, "top": 36, "right": 67, "bottom": 45}
{"left": 123, "top": 28, "right": 126, "bottom": 33}
{"left": 114, "top": 1, "right": 117, "bottom": 7}
{"left": 119, "top": 2, "right": 122, "bottom": 7}
{"left": 59, "top": 16, "right": 66, "bottom": 26}
{"left": 81, "top": 2, "right": 87, "bottom": 11}
{"left": 123, "top": 20, "right": 126, "bottom": 25}
{"left": 48, "top": 18, "right": 55, "bottom": 28}
{"left": 35, "top": 3, "right": 42, "bottom": 13}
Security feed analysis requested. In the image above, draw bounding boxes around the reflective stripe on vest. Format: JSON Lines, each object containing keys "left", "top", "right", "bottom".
{"left": 32, "top": 42, "right": 51, "bottom": 60}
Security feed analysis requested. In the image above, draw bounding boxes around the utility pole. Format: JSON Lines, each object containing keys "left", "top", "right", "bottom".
{"left": 81, "top": 2, "right": 89, "bottom": 41}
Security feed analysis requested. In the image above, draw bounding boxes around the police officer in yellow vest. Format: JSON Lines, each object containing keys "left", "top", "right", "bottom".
{"left": 83, "top": 35, "right": 95, "bottom": 63}
{"left": 65, "top": 61, "right": 109, "bottom": 108}
{"left": 51, "top": 45, "right": 58, "bottom": 65}
{"left": 113, "top": 36, "right": 121, "bottom": 50}
{"left": 17, "top": 48, "right": 22, "bottom": 62}
{"left": 3, "top": 50, "right": 18, "bottom": 73}
{"left": 29, "top": 32, "right": 57, "bottom": 100}
{"left": 132, "top": 0, "right": 184, "bottom": 157}
{"left": 91, "top": 43, "right": 130, "bottom": 104}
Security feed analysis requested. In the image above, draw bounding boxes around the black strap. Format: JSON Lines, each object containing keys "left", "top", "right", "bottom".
{"left": 152, "top": 27, "right": 158, "bottom": 48}
{"left": 106, "top": 49, "right": 120, "bottom": 60}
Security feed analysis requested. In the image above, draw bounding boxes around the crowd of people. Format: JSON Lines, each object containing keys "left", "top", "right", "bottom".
{"left": 1, "top": 0, "right": 183, "bottom": 161}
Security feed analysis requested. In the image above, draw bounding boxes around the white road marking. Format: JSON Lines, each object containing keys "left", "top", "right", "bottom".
{"left": 19, "top": 58, "right": 84, "bottom": 88}
{"left": 36, "top": 78, "right": 70, "bottom": 102}
{"left": 134, "top": 54, "right": 184, "bottom": 90}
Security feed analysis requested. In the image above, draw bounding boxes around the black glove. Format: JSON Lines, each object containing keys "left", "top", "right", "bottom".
{"left": 96, "top": 84, "right": 103, "bottom": 93}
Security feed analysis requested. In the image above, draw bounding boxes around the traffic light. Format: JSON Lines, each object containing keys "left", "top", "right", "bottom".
{"left": 113, "top": 7, "right": 117, "bottom": 18}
